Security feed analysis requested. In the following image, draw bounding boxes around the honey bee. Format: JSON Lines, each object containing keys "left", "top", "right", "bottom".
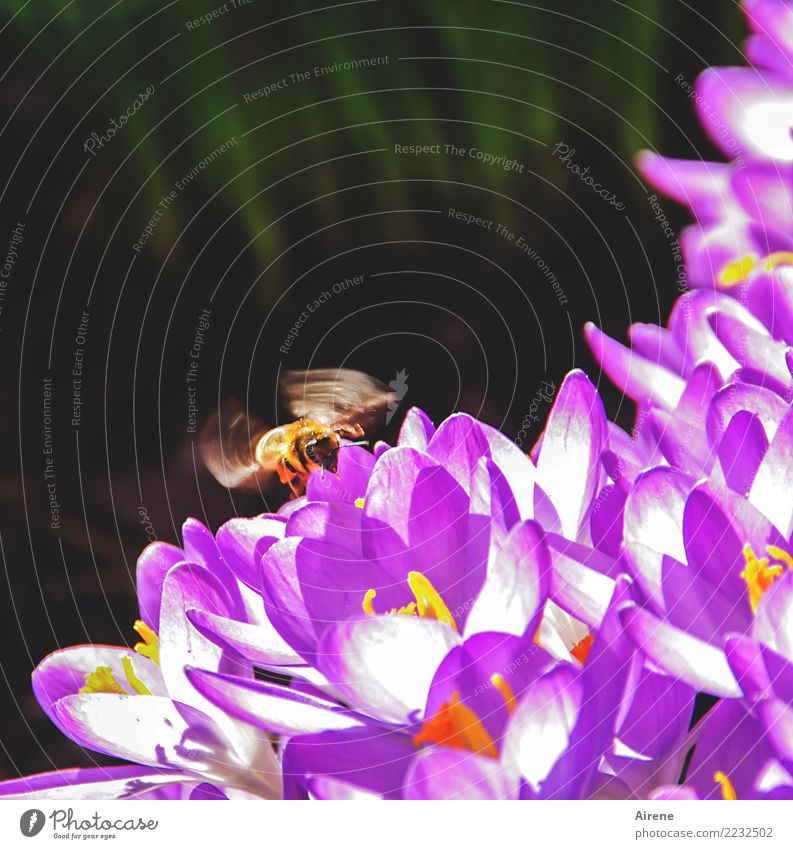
{"left": 200, "top": 369, "right": 395, "bottom": 498}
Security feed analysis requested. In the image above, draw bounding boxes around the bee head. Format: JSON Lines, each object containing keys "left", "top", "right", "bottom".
{"left": 304, "top": 434, "right": 340, "bottom": 474}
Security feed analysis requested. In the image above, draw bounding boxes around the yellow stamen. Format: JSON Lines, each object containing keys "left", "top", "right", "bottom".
{"left": 407, "top": 571, "right": 458, "bottom": 632}
{"left": 766, "top": 545, "right": 793, "bottom": 569}
{"left": 763, "top": 251, "right": 793, "bottom": 271}
{"left": 361, "top": 571, "right": 457, "bottom": 631}
{"left": 133, "top": 620, "right": 160, "bottom": 666}
{"left": 571, "top": 634, "right": 595, "bottom": 665}
{"left": 714, "top": 770, "right": 737, "bottom": 800}
{"left": 718, "top": 254, "right": 758, "bottom": 287}
{"left": 121, "top": 656, "right": 152, "bottom": 696}
{"left": 741, "top": 544, "right": 785, "bottom": 614}
{"left": 80, "top": 666, "right": 127, "bottom": 695}
{"left": 354, "top": 497, "right": 365, "bottom": 509}
{"left": 413, "top": 692, "right": 498, "bottom": 759}
{"left": 490, "top": 673, "right": 516, "bottom": 714}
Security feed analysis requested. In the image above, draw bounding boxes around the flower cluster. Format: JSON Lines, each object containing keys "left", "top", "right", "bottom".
{"left": 3, "top": 0, "right": 793, "bottom": 801}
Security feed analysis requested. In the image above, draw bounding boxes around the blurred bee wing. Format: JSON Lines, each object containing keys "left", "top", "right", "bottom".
{"left": 199, "top": 399, "right": 273, "bottom": 491}
{"left": 280, "top": 368, "right": 396, "bottom": 430}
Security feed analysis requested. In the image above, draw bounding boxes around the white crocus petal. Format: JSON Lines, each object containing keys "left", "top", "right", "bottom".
{"left": 504, "top": 665, "right": 581, "bottom": 793}
{"left": 536, "top": 370, "right": 607, "bottom": 540}
{"left": 466, "top": 520, "right": 547, "bottom": 637}
{"left": 538, "top": 600, "right": 589, "bottom": 664}
{"left": 316, "top": 616, "right": 461, "bottom": 725}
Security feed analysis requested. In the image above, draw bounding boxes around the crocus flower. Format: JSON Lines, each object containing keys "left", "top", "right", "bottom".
{"left": 0, "top": 520, "right": 282, "bottom": 800}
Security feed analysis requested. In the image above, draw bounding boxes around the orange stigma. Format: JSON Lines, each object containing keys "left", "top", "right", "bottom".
{"left": 571, "top": 634, "right": 595, "bottom": 665}
{"left": 413, "top": 693, "right": 498, "bottom": 759}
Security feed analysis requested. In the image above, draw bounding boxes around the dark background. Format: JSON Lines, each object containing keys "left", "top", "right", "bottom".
{"left": 0, "top": 0, "right": 744, "bottom": 777}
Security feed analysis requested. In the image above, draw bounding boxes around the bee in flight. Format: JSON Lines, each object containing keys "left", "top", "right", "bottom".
{"left": 200, "top": 368, "right": 395, "bottom": 498}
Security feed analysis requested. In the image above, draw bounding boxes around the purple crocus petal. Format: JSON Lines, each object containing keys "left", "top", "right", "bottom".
{"left": 635, "top": 151, "right": 734, "bottom": 222}
{"left": 426, "top": 413, "right": 490, "bottom": 492}
{"left": 616, "top": 665, "right": 695, "bottom": 763}
{"left": 707, "top": 381, "right": 788, "bottom": 449}
{"left": 186, "top": 608, "right": 304, "bottom": 667}
{"left": 662, "top": 557, "right": 748, "bottom": 640}
{"left": 306, "top": 445, "right": 375, "bottom": 504}
{"left": 746, "top": 267, "right": 793, "bottom": 345}
{"left": 316, "top": 616, "right": 461, "bottom": 724}
{"left": 136, "top": 542, "right": 184, "bottom": 632}
{"left": 535, "top": 370, "right": 607, "bottom": 540}
{"left": 398, "top": 406, "right": 436, "bottom": 450}
{"left": 590, "top": 483, "right": 627, "bottom": 558}
{"left": 548, "top": 545, "right": 616, "bottom": 630}
{"left": 404, "top": 747, "right": 520, "bottom": 800}
{"left": 647, "top": 407, "right": 711, "bottom": 477}
{"left": 718, "top": 410, "right": 769, "bottom": 495}
{"left": 181, "top": 519, "right": 244, "bottom": 616}
{"left": 470, "top": 458, "right": 520, "bottom": 540}
{"left": 628, "top": 322, "right": 690, "bottom": 376}
{"left": 754, "top": 570, "right": 793, "bottom": 659}
{"left": 0, "top": 765, "right": 190, "bottom": 801}
{"left": 682, "top": 484, "right": 779, "bottom": 618}
{"left": 686, "top": 697, "right": 786, "bottom": 799}
{"left": 215, "top": 516, "right": 286, "bottom": 590}
{"left": 757, "top": 698, "right": 793, "bottom": 765}
{"left": 584, "top": 322, "right": 685, "bottom": 409}
{"left": 541, "top": 577, "right": 635, "bottom": 800}
{"left": 32, "top": 646, "right": 165, "bottom": 729}
{"left": 725, "top": 633, "right": 793, "bottom": 705}
{"left": 749, "top": 404, "right": 793, "bottom": 537}
{"left": 306, "top": 775, "right": 383, "bottom": 800}
{"left": 423, "top": 632, "right": 551, "bottom": 746}
{"left": 51, "top": 693, "right": 216, "bottom": 770}
{"left": 189, "top": 783, "right": 228, "bottom": 800}
{"left": 363, "top": 446, "right": 438, "bottom": 548}
{"left": 285, "top": 501, "right": 364, "bottom": 555}
{"left": 185, "top": 667, "right": 367, "bottom": 735}
{"left": 159, "top": 563, "right": 251, "bottom": 752}
{"left": 503, "top": 664, "right": 582, "bottom": 795}
{"left": 709, "top": 310, "right": 793, "bottom": 388}
{"left": 620, "top": 605, "right": 741, "bottom": 697}
{"left": 476, "top": 420, "right": 538, "bottom": 520}
{"left": 282, "top": 727, "right": 415, "bottom": 800}
{"left": 293, "top": 538, "right": 406, "bottom": 641}
{"left": 744, "top": 0, "right": 793, "bottom": 57}
{"left": 649, "top": 785, "right": 699, "bottom": 800}
{"left": 625, "top": 467, "right": 690, "bottom": 565}
{"left": 730, "top": 161, "right": 793, "bottom": 233}
{"left": 696, "top": 65, "right": 793, "bottom": 163}
{"left": 465, "top": 520, "right": 549, "bottom": 637}
{"left": 260, "top": 537, "right": 318, "bottom": 659}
